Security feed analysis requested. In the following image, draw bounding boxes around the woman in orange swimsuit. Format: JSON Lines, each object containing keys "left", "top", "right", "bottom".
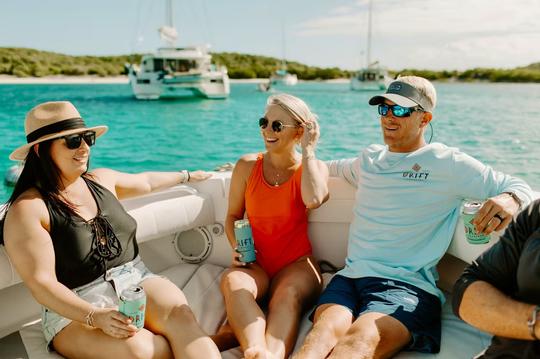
{"left": 220, "top": 93, "right": 329, "bottom": 359}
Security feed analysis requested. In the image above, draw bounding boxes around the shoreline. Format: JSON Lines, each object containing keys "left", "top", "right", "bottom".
{"left": 0, "top": 75, "right": 351, "bottom": 85}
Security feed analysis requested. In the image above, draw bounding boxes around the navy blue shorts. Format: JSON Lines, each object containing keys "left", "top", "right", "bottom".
{"left": 313, "top": 275, "right": 442, "bottom": 353}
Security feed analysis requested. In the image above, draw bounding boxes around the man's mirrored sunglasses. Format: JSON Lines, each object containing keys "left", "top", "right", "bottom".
{"left": 259, "top": 117, "right": 297, "bottom": 132}
{"left": 378, "top": 103, "right": 423, "bottom": 118}
{"left": 62, "top": 131, "right": 96, "bottom": 149}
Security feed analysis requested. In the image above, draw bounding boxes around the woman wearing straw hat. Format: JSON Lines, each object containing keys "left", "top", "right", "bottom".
{"left": 0, "top": 101, "right": 220, "bottom": 359}
{"left": 220, "top": 94, "right": 329, "bottom": 359}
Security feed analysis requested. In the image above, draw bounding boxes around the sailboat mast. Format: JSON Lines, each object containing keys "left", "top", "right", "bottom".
{"left": 281, "top": 20, "right": 287, "bottom": 70}
{"left": 366, "top": 0, "right": 373, "bottom": 68}
{"left": 166, "top": 0, "right": 174, "bottom": 28}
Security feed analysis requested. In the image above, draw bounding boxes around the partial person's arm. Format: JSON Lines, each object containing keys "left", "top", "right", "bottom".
{"left": 452, "top": 150, "right": 534, "bottom": 234}
{"left": 224, "top": 156, "right": 255, "bottom": 266}
{"left": 325, "top": 158, "right": 360, "bottom": 188}
{"left": 91, "top": 168, "right": 212, "bottom": 199}
{"left": 300, "top": 121, "right": 329, "bottom": 208}
{"left": 456, "top": 281, "right": 539, "bottom": 340}
{"left": 453, "top": 200, "right": 540, "bottom": 340}
{"left": 4, "top": 193, "right": 136, "bottom": 338}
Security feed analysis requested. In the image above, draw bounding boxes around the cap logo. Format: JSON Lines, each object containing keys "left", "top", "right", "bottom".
{"left": 389, "top": 83, "right": 402, "bottom": 91}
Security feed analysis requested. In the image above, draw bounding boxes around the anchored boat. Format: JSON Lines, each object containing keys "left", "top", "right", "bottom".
{"left": 125, "top": 0, "right": 230, "bottom": 100}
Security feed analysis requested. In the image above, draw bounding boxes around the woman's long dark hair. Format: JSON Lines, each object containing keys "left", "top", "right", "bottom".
{"left": 0, "top": 140, "right": 87, "bottom": 244}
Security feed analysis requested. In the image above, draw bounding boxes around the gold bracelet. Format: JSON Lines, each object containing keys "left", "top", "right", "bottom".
{"left": 85, "top": 309, "right": 95, "bottom": 327}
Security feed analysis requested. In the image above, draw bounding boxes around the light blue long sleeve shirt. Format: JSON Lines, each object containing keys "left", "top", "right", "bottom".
{"left": 327, "top": 143, "right": 533, "bottom": 301}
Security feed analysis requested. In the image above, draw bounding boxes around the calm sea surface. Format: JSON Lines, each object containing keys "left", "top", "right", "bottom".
{"left": 1, "top": 82, "right": 539, "bottom": 202}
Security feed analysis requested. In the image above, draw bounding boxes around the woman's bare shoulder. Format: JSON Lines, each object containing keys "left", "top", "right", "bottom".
{"left": 235, "top": 153, "right": 259, "bottom": 176}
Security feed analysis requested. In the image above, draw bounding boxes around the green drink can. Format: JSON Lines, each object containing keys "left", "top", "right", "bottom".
{"left": 462, "top": 201, "right": 490, "bottom": 244}
{"left": 234, "top": 219, "right": 256, "bottom": 263}
{"left": 119, "top": 285, "right": 146, "bottom": 329}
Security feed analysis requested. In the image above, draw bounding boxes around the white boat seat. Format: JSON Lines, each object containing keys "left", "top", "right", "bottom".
{"left": 4, "top": 262, "right": 492, "bottom": 359}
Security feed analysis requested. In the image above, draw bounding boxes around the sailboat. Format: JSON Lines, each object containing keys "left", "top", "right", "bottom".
{"left": 350, "top": 0, "right": 392, "bottom": 91}
{"left": 125, "top": 0, "right": 230, "bottom": 100}
{"left": 270, "top": 21, "right": 298, "bottom": 86}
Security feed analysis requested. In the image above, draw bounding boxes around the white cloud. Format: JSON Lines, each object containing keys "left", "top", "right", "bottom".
{"left": 294, "top": 0, "right": 540, "bottom": 69}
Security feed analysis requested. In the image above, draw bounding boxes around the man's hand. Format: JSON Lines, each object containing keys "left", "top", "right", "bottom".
{"left": 472, "top": 193, "right": 520, "bottom": 235}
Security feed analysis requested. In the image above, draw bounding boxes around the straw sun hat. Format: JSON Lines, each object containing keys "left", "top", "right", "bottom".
{"left": 9, "top": 101, "right": 108, "bottom": 161}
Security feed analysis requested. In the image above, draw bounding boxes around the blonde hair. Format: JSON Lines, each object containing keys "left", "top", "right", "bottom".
{"left": 266, "top": 93, "right": 318, "bottom": 125}
{"left": 396, "top": 75, "right": 437, "bottom": 112}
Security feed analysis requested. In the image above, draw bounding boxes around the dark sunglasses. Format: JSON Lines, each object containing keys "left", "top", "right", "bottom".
{"left": 62, "top": 131, "right": 96, "bottom": 149}
{"left": 259, "top": 117, "right": 297, "bottom": 132}
{"left": 378, "top": 103, "right": 423, "bottom": 118}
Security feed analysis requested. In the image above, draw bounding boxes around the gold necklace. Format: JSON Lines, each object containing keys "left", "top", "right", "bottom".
{"left": 273, "top": 170, "right": 280, "bottom": 187}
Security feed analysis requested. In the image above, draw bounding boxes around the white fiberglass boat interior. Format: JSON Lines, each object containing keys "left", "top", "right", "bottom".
{"left": 1, "top": 172, "right": 535, "bottom": 358}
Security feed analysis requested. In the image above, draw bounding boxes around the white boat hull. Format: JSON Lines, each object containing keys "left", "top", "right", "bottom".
{"left": 129, "top": 70, "right": 230, "bottom": 100}
{"left": 1, "top": 173, "right": 537, "bottom": 358}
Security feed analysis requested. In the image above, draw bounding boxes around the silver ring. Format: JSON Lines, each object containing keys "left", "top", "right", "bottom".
{"left": 494, "top": 214, "right": 504, "bottom": 221}
{"left": 306, "top": 123, "right": 313, "bottom": 130}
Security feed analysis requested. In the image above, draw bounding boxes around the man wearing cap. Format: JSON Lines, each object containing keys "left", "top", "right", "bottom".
{"left": 293, "top": 76, "right": 533, "bottom": 358}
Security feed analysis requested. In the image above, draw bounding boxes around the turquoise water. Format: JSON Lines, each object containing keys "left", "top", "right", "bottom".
{"left": 1, "top": 82, "right": 539, "bottom": 202}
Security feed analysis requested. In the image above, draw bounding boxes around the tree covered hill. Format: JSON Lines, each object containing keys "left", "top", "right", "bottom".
{"left": 0, "top": 47, "right": 539, "bottom": 82}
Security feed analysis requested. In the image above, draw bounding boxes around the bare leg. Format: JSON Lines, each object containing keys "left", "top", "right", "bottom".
{"left": 221, "top": 264, "right": 270, "bottom": 359}
{"left": 54, "top": 325, "right": 172, "bottom": 359}
{"left": 292, "top": 304, "right": 353, "bottom": 359}
{"left": 265, "top": 256, "right": 322, "bottom": 359}
{"left": 328, "top": 312, "right": 411, "bottom": 359}
{"left": 140, "top": 277, "right": 221, "bottom": 359}
{"left": 210, "top": 320, "right": 239, "bottom": 351}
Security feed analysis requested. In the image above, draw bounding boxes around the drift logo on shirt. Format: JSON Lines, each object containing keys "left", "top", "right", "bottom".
{"left": 402, "top": 163, "right": 430, "bottom": 181}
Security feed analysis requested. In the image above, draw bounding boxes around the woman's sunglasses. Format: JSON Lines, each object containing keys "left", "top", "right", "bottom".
{"left": 62, "top": 131, "right": 96, "bottom": 149}
{"left": 259, "top": 117, "right": 297, "bottom": 132}
{"left": 378, "top": 104, "right": 423, "bottom": 118}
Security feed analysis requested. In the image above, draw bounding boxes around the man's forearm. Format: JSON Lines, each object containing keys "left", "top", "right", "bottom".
{"left": 458, "top": 280, "right": 538, "bottom": 340}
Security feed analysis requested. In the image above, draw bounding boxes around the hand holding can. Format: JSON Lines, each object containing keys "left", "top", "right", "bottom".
{"left": 462, "top": 201, "right": 490, "bottom": 244}
{"left": 234, "top": 219, "right": 256, "bottom": 264}
{"left": 119, "top": 285, "right": 146, "bottom": 329}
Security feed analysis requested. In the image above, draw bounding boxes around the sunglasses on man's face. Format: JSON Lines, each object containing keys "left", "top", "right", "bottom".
{"left": 259, "top": 117, "right": 298, "bottom": 133}
{"left": 62, "top": 131, "right": 96, "bottom": 150}
{"left": 378, "top": 103, "right": 423, "bottom": 118}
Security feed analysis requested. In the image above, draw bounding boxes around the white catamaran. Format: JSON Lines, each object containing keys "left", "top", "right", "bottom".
{"left": 125, "top": 0, "right": 230, "bottom": 100}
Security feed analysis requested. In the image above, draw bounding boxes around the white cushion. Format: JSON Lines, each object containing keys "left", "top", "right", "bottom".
{"left": 17, "top": 264, "right": 492, "bottom": 359}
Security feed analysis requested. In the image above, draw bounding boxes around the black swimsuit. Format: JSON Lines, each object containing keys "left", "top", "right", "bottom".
{"left": 45, "top": 177, "right": 138, "bottom": 289}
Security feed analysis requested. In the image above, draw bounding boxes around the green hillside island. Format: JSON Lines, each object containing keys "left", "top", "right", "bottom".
{"left": 1, "top": 47, "right": 539, "bottom": 82}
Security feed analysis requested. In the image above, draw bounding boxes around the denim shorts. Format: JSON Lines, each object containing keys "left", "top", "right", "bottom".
{"left": 314, "top": 275, "right": 442, "bottom": 353}
{"left": 42, "top": 256, "right": 158, "bottom": 350}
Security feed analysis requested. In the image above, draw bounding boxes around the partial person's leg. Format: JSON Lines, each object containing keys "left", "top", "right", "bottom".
{"left": 291, "top": 304, "right": 353, "bottom": 359}
{"left": 140, "top": 277, "right": 221, "bottom": 359}
{"left": 327, "top": 312, "right": 410, "bottom": 359}
{"left": 265, "top": 256, "right": 322, "bottom": 359}
{"left": 329, "top": 277, "right": 441, "bottom": 359}
{"left": 292, "top": 275, "right": 359, "bottom": 359}
{"left": 220, "top": 264, "right": 270, "bottom": 359}
{"left": 54, "top": 325, "right": 172, "bottom": 359}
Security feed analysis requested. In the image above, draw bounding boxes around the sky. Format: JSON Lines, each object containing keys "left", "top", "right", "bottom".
{"left": 1, "top": 0, "right": 539, "bottom": 71}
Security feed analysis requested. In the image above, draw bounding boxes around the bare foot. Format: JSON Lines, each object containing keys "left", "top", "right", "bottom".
{"left": 244, "top": 346, "right": 267, "bottom": 359}
{"left": 210, "top": 321, "right": 240, "bottom": 351}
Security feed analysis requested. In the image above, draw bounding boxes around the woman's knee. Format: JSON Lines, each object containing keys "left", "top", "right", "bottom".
{"left": 124, "top": 331, "right": 171, "bottom": 359}
{"left": 268, "top": 285, "right": 303, "bottom": 312}
{"left": 220, "top": 269, "right": 258, "bottom": 296}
